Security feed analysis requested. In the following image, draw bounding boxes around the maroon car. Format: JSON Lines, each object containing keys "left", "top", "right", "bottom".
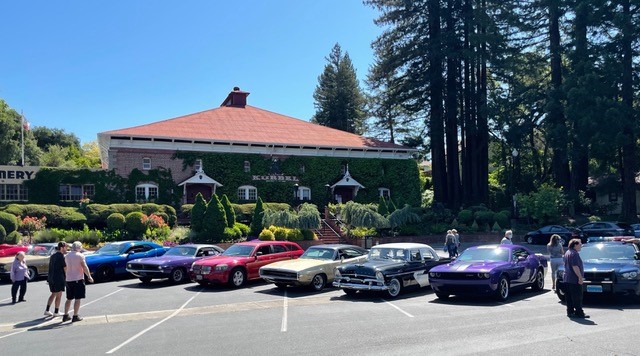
{"left": 190, "top": 240, "right": 304, "bottom": 287}
{"left": 0, "top": 244, "right": 30, "bottom": 258}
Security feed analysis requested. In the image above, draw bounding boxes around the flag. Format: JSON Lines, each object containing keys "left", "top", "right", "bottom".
{"left": 22, "top": 116, "right": 30, "bottom": 131}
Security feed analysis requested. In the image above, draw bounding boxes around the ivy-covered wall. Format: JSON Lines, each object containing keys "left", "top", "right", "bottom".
{"left": 176, "top": 152, "right": 421, "bottom": 208}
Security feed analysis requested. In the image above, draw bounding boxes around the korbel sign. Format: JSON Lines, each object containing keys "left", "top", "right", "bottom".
{"left": 0, "top": 166, "right": 40, "bottom": 184}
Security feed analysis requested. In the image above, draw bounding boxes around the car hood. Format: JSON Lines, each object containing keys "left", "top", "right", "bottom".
{"left": 129, "top": 256, "right": 196, "bottom": 266}
{"left": 0, "top": 256, "right": 15, "bottom": 265}
{"left": 431, "top": 260, "right": 510, "bottom": 273}
{"left": 194, "top": 255, "right": 250, "bottom": 266}
{"left": 86, "top": 254, "right": 124, "bottom": 265}
{"left": 582, "top": 259, "right": 640, "bottom": 271}
{"left": 261, "top": 258, "right": 328, "bottom": 271}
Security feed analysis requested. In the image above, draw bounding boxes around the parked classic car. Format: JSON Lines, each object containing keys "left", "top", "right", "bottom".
{"left": 524, "top": 225, "right": 586, "bottom": 245}
{"left": 429, "top": 244, "right": 548, "bottom": 301}
{"left": 127, "top": 244, "right": 224, "bottom": 284}
{"left": 333, "top": 243, "right": 449, "bottom": 298}
{"left": 190, "top": 240, "right": 304, "bottom": 287}
{"left": 86, "top": 241, "right": 168, "bottom": 282}
{"left": 0, "top": 243, "right": 57, "bottom": 282}
{"left": 0, "top": 244, "right": 30, "bottom": 258}
{"left": 556, "top": 241, "right": 640, "bottom": 301}
{"left": 259, "top": 244, "right": 368, "bottom": 291}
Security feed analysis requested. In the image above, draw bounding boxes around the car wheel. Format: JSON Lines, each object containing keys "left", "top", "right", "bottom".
{"left": 139, "top": 277, "right": 152, "bottom": 284}
{"left": 96, "top": 265, "right": 114, "bottom": 283}
{"left": 343, "top": 288, "right": 357, "bottom": 297}
{"left": 386, "top": 278, "right": 402, "bottom": 298}
{"left": 27, "top": 267, "right": 37, "bottom": 282}
{"left": 228, "top": 268, "right": 245, "bottom": 288}
{"left": 310, "top": 274, "right": 326, "bottom": 292}
{"left": 526, "top": 236, "right": 533, "bottom": 244}
{"left": 495, "top": 275, "right": 510, "bottom": 302}
{"left": 531, "top": 269, "right": 545, "bottom": 291}
{"left": 435, "top": 292, "right": 450, "bottom": 300}
{"left": 170, "top": 268, "right": 186, "bottom": 284}
{"left": 556, "top": 284, "right": 566, "bottom": 302}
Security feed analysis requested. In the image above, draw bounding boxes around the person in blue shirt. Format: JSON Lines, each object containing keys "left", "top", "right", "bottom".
{"left": 563, "top": 239, "right": 589, "bottom": 319}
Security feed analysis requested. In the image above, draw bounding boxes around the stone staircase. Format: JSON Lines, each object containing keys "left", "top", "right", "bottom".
{"left": 313, "top": 219, "right": 343, "bottom": 244}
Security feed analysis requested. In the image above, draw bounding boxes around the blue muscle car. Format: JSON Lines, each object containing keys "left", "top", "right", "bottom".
{"left": 86, "top": 241, "right": 168, "bottom": 282}
{"left": 556, "top": 241, "right": 640, "bottom": 301}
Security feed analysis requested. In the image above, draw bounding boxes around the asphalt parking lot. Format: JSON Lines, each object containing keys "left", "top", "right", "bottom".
{"left": 1, "top": 243, "right": 639, "bottom": 356}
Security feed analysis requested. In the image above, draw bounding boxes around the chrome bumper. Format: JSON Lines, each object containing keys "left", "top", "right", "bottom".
{"left": 333, "top": 280, "right": 388, "bottom": 291}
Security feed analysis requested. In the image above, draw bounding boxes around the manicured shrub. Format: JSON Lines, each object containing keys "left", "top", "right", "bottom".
{"left": 457, "top": 210, "right": 474, "bottom": 226}
{"left": 221, "top": 194, "right": 236, "bottom": 227}
{"left": 0, "top": 212, "right": 18, "bottom": 234}
{"left": 249, "top": 197, "right": 265, "bottom": 237}
{"left": 0, "top": 225, "right": 6, "bottom": 243}
{"left": 222, "top": 227, "right": 241, "bottom": 242}
{"left": 287, "top": 229, "right": 303, "bottom": 241}
{"left": 35, "top": 229, "right": 65, "bottom": 243}
{"left": 378, "top": 196, "right": 389, "bottom": 216}
{"left": 156, "top": 212, "right": 169, "bottom": 225}
{"left": 258, "top": 228, "right": 275, "bottom": 241}
{"left": 141, "top": 203, "right": 161, "bottom": 216}
{"left": 125, "top": 212, "right": 146, "bottom": 237}
{"left": 492, "top": 222, "right": 502, "bottom": 232}
{"left": 474, "top": 210, "right": 495, "bottom": 227}
{"left": 190, "top": 194, "right": 207, "bottom": 233}
{"left": 202, "top": 195, "right": 227, "bottom": 242}
{"left": 6, "top": 231, "right": 22, "bottom": 244}
{"left": 301, "top": 229, "right": 317, "bottom": 241}
{"left": 234, "top": 222, "right": 250, "bottom": 237}
{"left": 494, "top": 212, "right": 509, "bottom": 229}
{"left": 106, "top": 213, "right": 126, "bottom": 231}
{"left": 272, "top": 227, "right": 288, "bottom": 241}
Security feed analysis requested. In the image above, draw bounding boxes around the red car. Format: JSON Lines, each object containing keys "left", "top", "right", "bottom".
{"left": 0, "top": 244, "right": 30, "bottom": 258}
{"left": 190, "top": 240, "right": 304, "bottom": 287}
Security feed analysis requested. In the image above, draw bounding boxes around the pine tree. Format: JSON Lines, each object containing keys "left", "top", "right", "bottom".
{"left": 190, "top": 193, "right": 207, "bottom": 233}
{"left": 312, "top": 43, "right": 367, "bottom": 134}
{"left": 220, "top": 194, "right": 236, "bottom": 227}
{"left": 202, "top": 195, "right": 227, "bottom": 242}
{"left": 249, "top": 197, "right": 265, "bottom": 237}
{"left": 377, "top": 196, "right": 389, "bottom": 216}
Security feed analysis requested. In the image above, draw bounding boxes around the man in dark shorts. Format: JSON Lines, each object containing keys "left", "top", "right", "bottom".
{"left": 62, "top": 241, "right": 93, "bottom": 323}
{"left": 44, "top": 241, "right": 67, "bottom": 317}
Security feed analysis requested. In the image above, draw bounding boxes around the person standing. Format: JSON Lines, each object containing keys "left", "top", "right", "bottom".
{"left": 10, "top": 251, "right": 29, "bottom": 303}
{"left": 500, "top": 230, "right": 513, "bottom": 245}
{"left": 445, "top": 230, "right": 456, "bottom": 259}
{"left": 452, "top": 229, "right": 460, "bottom": 257}
{"left": 44, "top": 241, "right": 67, "bottom": 317}
{"left": 563, "top": 239, "right": 589, "bottom": 319}
{"left": 62, "top": 241, "right": 93, "bottom": 322}
{"left": 546, "top": 234, "right": 564, "bottom": 291}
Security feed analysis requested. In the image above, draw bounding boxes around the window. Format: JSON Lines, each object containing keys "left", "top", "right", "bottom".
{"left": 237, "top": 185, "right": 257, "bottom": 201}
{"left": 296, "top": 186, "right": 311, "bottom": 200}
{"left": 299, "top": 164, "right": 305, "bottom": 174}
{"left": 136, "top": 183, "right": 159, "bottom": 201}
{"left": 142, "top": 157, "right": 151, "bottom": 170}
{"left": 194, "top": 159, "right": 203, "bottom": 172}
{"left": 609, "top": 192, "right": 618, "bottom": 202}
{"left": 256, "top": 245, "right": 271, "bottom": 256}
{"left": 378, "top": 188, "right": 390, "bottom": 198}
{"left": 244, "top": 161, "right": 251, "bottom": 173}
{"left": 0, "top": 184, "right": 28, "bottom": 201}
{"left": 272, "top": 245, "right": 287, "bottom": 253}
{"left": 59, "top": 184, "right": 95, "bottom": 201}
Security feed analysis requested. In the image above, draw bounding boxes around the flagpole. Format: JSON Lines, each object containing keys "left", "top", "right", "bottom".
{"left": 21, "top": 111, "right": 25, "bottom": 166}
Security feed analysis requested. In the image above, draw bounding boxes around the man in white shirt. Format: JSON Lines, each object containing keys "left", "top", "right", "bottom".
{"left": 61, "top": 241, "right": 93, "bottom": 323}
{"left": 500, "top": 230, "right": 514, "bottom": 245}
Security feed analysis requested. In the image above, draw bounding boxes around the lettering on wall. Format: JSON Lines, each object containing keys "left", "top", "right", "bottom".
{"left": 0, "top": 166, "right": 40, "bottom": 184}
{"left": 252, "top": 175, "right": 300, "bottom": 182}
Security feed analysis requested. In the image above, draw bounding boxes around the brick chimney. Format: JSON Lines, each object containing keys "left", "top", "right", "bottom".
{"left": 221, "top": 86, "right": 250, "bottom": 108}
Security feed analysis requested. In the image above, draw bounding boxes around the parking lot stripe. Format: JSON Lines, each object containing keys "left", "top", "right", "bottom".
{"left": 381, "top": 298, "right": 414, "bottom": 318}
{"left": 106, "top": 289, "right": 202, "bottom": 354}
{"left": 82, "top": 288, "right": 123, "bottom": 309}
{"left": 281, "top": 290, "right": 288, "bottom": 332}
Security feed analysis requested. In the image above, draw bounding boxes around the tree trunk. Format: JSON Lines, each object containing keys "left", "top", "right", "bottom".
{"left": 445, "top": 0, "right": 462, "bottom": 209}
{"left": 620, "top": 0, "right": 637, "bottom": 222}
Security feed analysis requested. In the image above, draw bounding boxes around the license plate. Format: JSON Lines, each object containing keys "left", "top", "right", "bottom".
{"left": 586, "top": 285, "right": 602, "bottom": 293}
{"left": 196, "top": 275, "right": 203, "bottom": 280}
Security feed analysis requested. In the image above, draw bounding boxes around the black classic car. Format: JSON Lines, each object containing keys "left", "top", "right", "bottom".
{"left": 333, "top": 243, "right": 450, "bottom": 298}
{"left": 556, "top": 241, "right": 640, "bottom": 301}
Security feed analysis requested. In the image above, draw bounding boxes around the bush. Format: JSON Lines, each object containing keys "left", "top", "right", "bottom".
{"left": 222, "top": 227, "right": 240, "bottom": 242}
{"left": 5, "top": 231, "right": 22, "bottom": 244}
{"left": 494, "top": 212, "right": 509, "bottom": 229}
{"left": 517, "top": 184, "right": 567, "bottom": 224}
{"left": 429, "top": 223, "right": 449, "bottom": 234}
{"left": 0, "top": 211, "right": 20, "bottom": 233}
{"left": 457, "top": 210, "right": 474, "bottom": 226}
{"left": 474, "top": 210, "right": 495, "bottom": 227}
{"left": 3, "top": 204, "right": 86, "bottom": 229}
{"left": 234, "top": 222, "right": 250, "bottom": 237}
{"left": 287, "top": 229, "right": 303, "bottom": 241}
{"left": 125, "top": 212, "right": 146, "bottom": 237}
{"left": 272, "top": 227, "right": 289, "bottom": 241}
{"left": 0, "top": 225, "right": 6, "bottom": 243}
{"left": 301, "top": 229, "right": 317, "bottom": 241}
{"left": 35, "top": 229, "right": 65, "bottom": 243}
{"left": 492, "top": 222, "right": 502, "bottom": 232}
{"left": 349, "top": 227, "right": 377, "bottom": 239}
{"left": 106, "top": 213, "right": 126, "bottom": 231}
{"left": 258, "top": 228, "right": 275, "bottom": 241}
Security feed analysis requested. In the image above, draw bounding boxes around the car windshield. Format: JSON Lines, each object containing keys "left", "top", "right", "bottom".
{"left": 457, "top": 248, "right": 510, "bottom": 262}
{"left": 165, "top": 246, "right": 197, "bottom": 257}
{"left": 301, "top": 248, "right": 335, "bottom": 260}
{"left": 26, "top": 245, "right": 50, "bottom": 256}
{"left": 369, "top": 247, "right": 407, "bottom": 261}
{"left": 222, "top": 244, "right": 254, "bottom": 257}
{"left": 581, "top": 244, "right": 636, "bottom": 260}
{"left": 95, "top": 244, "right": 125, "bottom": 255}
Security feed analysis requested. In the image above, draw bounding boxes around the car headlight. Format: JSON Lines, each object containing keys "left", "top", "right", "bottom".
{"left": 376, "top": 271, "right": 384, "bottom": 280}
{"left": 621, "top": 271, "right": 639, "bottom": 279}
{"left": 214, "top": 264, "right": 228, "bottom": 271}
{"left": 477, "top": 273, "right": 490, "bottom": 279}
{"left": 334, "top": 269, "right": 341, "bottom": 278}
{"left": 429, "top": 272, "right": 441, "bottom": 278}
{"left": 158, "top": 266, "right": 163, "bottom": 270}
{"left": 201, "top": 266, "right": 212, "bottom": 274}
{"left": 126, "top": 264, "right": 132, "bottom": 269}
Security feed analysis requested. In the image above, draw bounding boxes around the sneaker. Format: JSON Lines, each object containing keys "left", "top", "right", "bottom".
{"left": 53, "top": 312, "right": 60, "bottom": 317}
{"left": 18, "top": 299, "right": 26, "bottom": 302}
{"left": 71, "top": 315, "right": 83, "bottom": 322}
{"left": 61, "top": 314, "right": 71, "bottom": 322}
{"left": 44, "top": 311, "right": 53, "bottom": 317}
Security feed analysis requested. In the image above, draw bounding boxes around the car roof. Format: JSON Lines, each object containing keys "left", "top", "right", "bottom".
{"left": 469, "top": 244, "right": 523, "bottom": 250}
{"left": 372, "top": 243, "right": 432, "bottom": 249}
{"left": 308, "top": 244, "right": 364, "bottom": 250}
{"left": 236, "top": 240, "right": 297, "bottom": 246}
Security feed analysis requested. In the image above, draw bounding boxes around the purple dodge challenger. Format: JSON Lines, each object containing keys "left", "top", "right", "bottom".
{"left": 429, "top": 244, "right": 548, "bottom": 301}
{"left": 127, "top": 244, "right": 224, "bottom": 284}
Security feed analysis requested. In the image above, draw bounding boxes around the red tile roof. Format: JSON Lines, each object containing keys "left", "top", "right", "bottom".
{"left": 101, "top": 105, "right": 407, "bottom": 150}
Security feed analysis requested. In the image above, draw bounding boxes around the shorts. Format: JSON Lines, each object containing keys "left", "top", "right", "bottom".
{"left": 66, "top": 280, "right": 86, "bottom": 300}
{"left": 550, "top": 258, "right": 563, "bottom": 279}
{"left": 49, "top": 280, "right": 66, "bottom": 293}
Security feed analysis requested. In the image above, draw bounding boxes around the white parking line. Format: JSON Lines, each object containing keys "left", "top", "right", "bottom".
{"left": 281, "top": 290, "right": 288, "bottom": 332}
{"left": 381, "top": 299, "right": 414, "bottom": 318}
{"left": 106, "top": 289, "right": 202, "bottom": 354}
{"left": 81, "top": 288, "right": 123, "bottom": 309}
{"left": 1, "top": 297, "right": 12, "bottom": 303}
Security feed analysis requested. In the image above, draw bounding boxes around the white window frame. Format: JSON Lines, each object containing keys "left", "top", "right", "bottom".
{"left": 238, "top": 185, "right": 257, "bottom": 201}
{"left": 378, "top": 187, "right": 391, "bottom": 198}
{"left": 194, "top": 159, "right": 203, "bottom": 172}
{"left": 296, "top": 186, "right": 311, "bottom": 201}
{"left": 142, "top": 157, "right": 151, "bottom": 170}
{"left": 244, "top": 161, "right": 251, "bottom": 173}
{"left": 136, "top": 183, "right": 159, "bottom": 201}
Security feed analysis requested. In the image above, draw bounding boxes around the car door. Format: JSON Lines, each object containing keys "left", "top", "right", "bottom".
{"left": 246, "top": 244, "right": 275, "bottom": 279}
{"left": 511, "top": 247, "right": 532, "bottom": 286}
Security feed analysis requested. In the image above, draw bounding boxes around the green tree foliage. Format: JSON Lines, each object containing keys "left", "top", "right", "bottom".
{"left": 0, "top": 99, "right": 41, "bottom": 165}
{"left": 312, "top": 43, "right": 367, "bottom": 134}
{"left": 202, "top": 195, "right": 227, "bottom": 242}
{"left": 106, "top": 213, "right": 126, "bottom": 231}
{"left": 517, "top": 184, "right": 567, "bottom": 224}
{"left": 220, "top": 194, "right": 236, "bottom": 227}
{"left": 377, "top": 196, "right": 389, "bottom": 216}
{"left": 296, "top": 203, "right": 321, "bottom": 230}
{"left": 125, "top": 212, "right": 146, "bottom": 237}
{"left": 31, "top": 126, "right": 80, "bottom": 152}
{"left": 262, "top": 209, "right": 298, "bottom": 229}
{"left": 0, "top": 211, "right": 19, "bottom": 233}
{"left": 387, "top": 205, "right": 420, "bottom": 230}
{"left": 341, "top": 201, "right": 388, "bottom": 229}
{"left": 190, "top": 193, "right": 207, "bottom": 233}
{"left": 249, "top": 197, "right": 265, "bottom": 237}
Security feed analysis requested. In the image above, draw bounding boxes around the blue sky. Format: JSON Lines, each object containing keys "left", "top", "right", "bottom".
{"left": 0, "top": 1, "right": 382, "bottom": 144}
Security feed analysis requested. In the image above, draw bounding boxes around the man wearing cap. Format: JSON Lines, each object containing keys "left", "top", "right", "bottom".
{"left": 62, "top": 241, "right": 93, "bottom": 322}
{"left": 44, "top": 241, "right": 67, "bottom": 317}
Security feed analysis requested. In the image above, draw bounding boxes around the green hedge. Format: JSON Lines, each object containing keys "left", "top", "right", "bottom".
{"left": 84, "top": 203, "right": 177, "bottom": 229}
{"left": 2, "top": 204, "right": 86, "bottom": 229}
{"left": 0, "top": 211, "right": 19, "bottom": 233}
